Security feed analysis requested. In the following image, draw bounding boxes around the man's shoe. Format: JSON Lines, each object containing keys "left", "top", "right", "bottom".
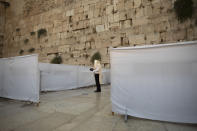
{"left": 94, "top": 90, "right": 101, "bottom": 92}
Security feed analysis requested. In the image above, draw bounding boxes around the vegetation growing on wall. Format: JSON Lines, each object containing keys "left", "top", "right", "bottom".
{"left": 24, "top": 39, "right": 29, "bottom": 44}
{"left": 51, "top": 55, "right": 63, "bottom": 64}
{"left": 37, "top": 29, "right": 47, "bottom": 38}
{"left": 28, "top": 48, "right": 35, "bottom": 53}
{"left": 174, "top": 0, "right": 194, "bottom": 23}
{"left": 30, "top": 31, "right": 35, "bottom": 36}
{"left": 19, "top": 49, "right": 24, "bottom": 55}
{"left": 90, "top": 52, "right": 101, "bottom": 64}
{"left": 195, "top": 19, "right": 197, "bottom": 26}
{"left": 16, "top": 28, "right": 20, "bottom": 32}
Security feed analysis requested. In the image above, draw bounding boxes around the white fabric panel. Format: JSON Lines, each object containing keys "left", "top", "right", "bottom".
{"left": 39, "top": 63, "right": 78, "bottom": 91}
{"left": 77, "top": 66, "right": 95, "bottom": 87}
{"left": 110, "top": 41, "right": 197, "bottom": 123}
{"left": 39, "top": 63, "right": 110, "bottom": 91}
{"left": 0, "top": 55, "right": 39, "bottom": 102}
{"left": 102, "top": 69, "right": 111, "bottom": 84}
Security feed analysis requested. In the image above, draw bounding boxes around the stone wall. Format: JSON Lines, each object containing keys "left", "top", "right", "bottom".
{"left": 0, "top": 2, "right": 6, "bottom": 58}
{"left": 2, "top": 0, "right": 197, "bottom": 67}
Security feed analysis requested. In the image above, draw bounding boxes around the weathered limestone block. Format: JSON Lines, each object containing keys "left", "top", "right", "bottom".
{"left": 53, "top": 26, "right": 63, "bottom": 33}
{"left": 75, "top": 21, "right": 85, "bottom": 30}
{"left": 117, "top": 1, "right": 125, "bottom": 11}
{"left": 101, "top": 55, "right": 110, "bottom": 64}
{"left": 141, "top": 24, "right": 154, "bottom": 34}
{"left": 111, "top": 36, "right": 121, "bottom": 47}
{"left": 133, "top": 17, "right": 149, "bottom": 26}
{"left": 88, "top": 11, "right": 94, "bottom": 19}
{"left": 113, "top": 12, "right": 120, "bottom": 22}
{"left": 83, "top": 20, "right": 90, "bottom": 28}
{"left": 44, "top": 47, "right": 58, "bottom": 54}
{"left": 74, "top": 7, "right": 84, "bottom": 14}
{"left": 144, "top": 5, "right": 152, "bottom": 16}
{"left": 126, "top": 9, "right": 135, "bottom": 19}
{"left": 129, "top": 34, "right": 145, "bottom": 45}
{"left": 90, "top": 41, "right": 96, "bottom": 49}
{"left": 146, "top": 33, "right": 160, "bottom": 44}
{"left": 135, "top": 8, "right": 144, "bottom": 18}
{"left": 94, "top": 17, "right": 102, "bottom": 25}
{"left": 119, "top": 11, "right": 127, "bottom": 21}
{"left": 60, "top": 32, "right": 68, "bottom": 39}
{"left": 99, "top": 48, "right": 108, "bottom": 55}
{"left": 121, "top": 37, "right": 129, "bottom": 46}
{"left": 106, "top": 5, "right": 113, "bottom": 15}
{"left": 141, "top": 0, "right": 151, "bottom": 5}
{"left": 58, "top": 45, "right": 70, "bottom": 53}
{"left": 124, "top": 20, "right": 132, "bottom": 28}
{"left": 124, "top": 0, "right": 134, "bottom": 10}
{"left": 108, "top": 14, "right": 114, "bottom": 23}
{"left": 151, "top": 2, "right": 161, "bottom": 16}
{"left": 113, "top": 0, "right": 119, "bottom": 5}
{"left": 94, "top": 8, "right": 101, "bottom": 18}
{"left": 134, "top": 0, "right": 142, "bottom": 8}
{"left": 75, "top": 43, "right": 86, "bottom": 50}
{"left": 154, "top": 21, "right": 170, "bottom": 33}
{"left": 160, "top": 0, "right": 173, "bottom": 11}
{"left": 73, "top": 51, "right": 80, "bottom": 58}
{"left": 194, "top": 27, "right": 197, "bottom": 39}
{"left": 84, "top": 5, "right": 90, "bottom": 12}
{"left": 172, "top": 30, "right": 187, "bottom": 41}
{"left": 96, "top": 24, "right": 105, "bottom": 32}
{"left": 85, "top": 41, "right": 91, "bottom": 49}
{"left": 109, "top": 22, "right": 120, "bottom": 29}
{"left": 80, "top": 36, "right": 87, "bottom": 43}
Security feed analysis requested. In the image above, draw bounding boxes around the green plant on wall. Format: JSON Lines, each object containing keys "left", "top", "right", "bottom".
{"left": 51, "top": 55, "right": 63, "bottom": 64}
{"left": 90, "top": 52, "right": 101, "bottom": 64}
{"left": 28, "top": 48, "right": 35, "bottom": 53}
{"left": 19, "top": 49, "right": 24, "bottom": 55}
{"left": 174, "top": 0, "right": 194, "bottom": 23}
{"left": 30, "top": 31, "right": 35, "bottom": 36}
{"left": 16, "top": 28, "right": 20, "bottom": 32}
{"left": 37, "top": 29, "right": 47, "bottom": 38}
{"left": 24, "top": 39, "right": 29, "bottom": 44}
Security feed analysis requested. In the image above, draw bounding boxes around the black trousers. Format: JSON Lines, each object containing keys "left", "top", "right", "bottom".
{"left": 94, "top": 74, "right": 101, "bottom": 91}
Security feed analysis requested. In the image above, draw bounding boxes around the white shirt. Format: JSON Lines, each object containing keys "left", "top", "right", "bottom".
{"left": 93, "top": 66, "right": 100, "bottom": 74}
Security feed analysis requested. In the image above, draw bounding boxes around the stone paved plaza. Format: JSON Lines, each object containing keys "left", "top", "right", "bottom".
{"left": 0, "top": 85, "right": 197, "bottom": 131}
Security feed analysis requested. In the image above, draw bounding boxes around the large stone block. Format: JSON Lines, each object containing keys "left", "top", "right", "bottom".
{"left": 108, "top": 14, "right": 114, "bottom": 23}
{"left": 134, "top": 0, "right": 141, "bottom": 8}
{"left": 129, "top": 34, "right": 145, "bottom": 45}
{"left": 106, "top": 5, "right": 113, "bottom": 15}
{"left": 140, "top": 24, "right": 154, "bottom": 34}
{"left": 58, "top": 45, "right": 70, "bottom": 53}
{"left": 119, "top": 11, "right": 127, "bottom": 21}
{"left": 146, "top": 33, "right": 160, "bottom": 44}
{"left": 172, "top": 29, "right": 187, "bottom": 41}
{"left": 126, "top": 9, "right": 135, "bottom": 19}
{"left": 133, "top": 17, "right": 149, "bottom": 26}
{"left": 124, "top": 19, "right": 132, "bottom": 28}
{"left": 96, "top": 24, "right": 105, "bottom": 32}
{"left": 113, "top": 13, "right": 120, "bottom": 22}
{"left": 135, "top": 8, "right": 144, "bottom": 18}
{"left": 144, "top": 5, "right": 152, "bottom": 16}
{"left": 94, "top": 17, "right": 102, "bottom": 25}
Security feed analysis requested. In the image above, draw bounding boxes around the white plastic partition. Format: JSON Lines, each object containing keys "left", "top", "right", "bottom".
{"left": 39, "top": 63, "right": 110, "bottom": 91}
{"left": 110, "top": 41, "right": 197, "bottom": 123}
{"left": 0, "top": 55, "right": 40, "bottom": 103}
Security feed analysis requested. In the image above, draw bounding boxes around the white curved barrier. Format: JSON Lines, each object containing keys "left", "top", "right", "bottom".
{"left": 0, "top": 55, "right": 40, "bottom": 102}
{"left": 39, "top": 63, "right": 110, "bottom": 91}
{"left": 110, "top": 41, "right": 197, "bottom": 123}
